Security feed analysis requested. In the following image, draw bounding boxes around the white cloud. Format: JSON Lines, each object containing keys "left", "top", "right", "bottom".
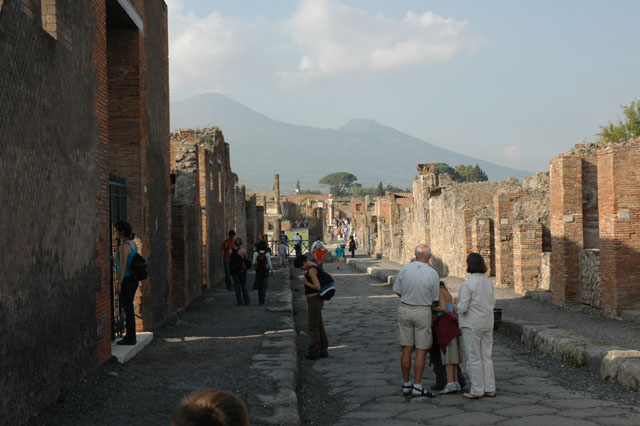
{"left": 502, "top": 145, "right": 523, "bottom": 164}
{"left": 278, "top": 0, "right": 485, "bottom": 86}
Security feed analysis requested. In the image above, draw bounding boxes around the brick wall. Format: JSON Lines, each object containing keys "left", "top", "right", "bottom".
{"left": 494, "top": 192, "right": 525, "bottom": 287}
{"left": 598, "top": 140, "right": 640, "bottom": 315}
{"left": 550, "top": 155, "right": 584, "bottom": 305}
{"left": 513, "top": 223, "right": 543, "bottom": 295}
{"left": 472, "top": 217, "right": 493, "bottom": 275}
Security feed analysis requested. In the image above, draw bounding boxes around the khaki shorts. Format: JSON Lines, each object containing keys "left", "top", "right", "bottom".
{"left": 397, "top": 303, "right": 432, "bottom": 349}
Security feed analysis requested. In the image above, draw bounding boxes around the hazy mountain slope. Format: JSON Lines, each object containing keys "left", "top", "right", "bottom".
{"left": 171, "top": 93, "right": 532, "bottom": 191}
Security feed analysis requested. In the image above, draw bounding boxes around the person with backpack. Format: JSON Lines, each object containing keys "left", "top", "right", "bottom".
{"left": 229, "top": 238, "right": 251, "bottom": 306}
{"left": 294, "top": 255, "right": 329, "bottom": 360}
{"left": 252, "top": 240, "right": 273, "bottom": 305}
{"left": 114, "top": 221, "right": 139, "bottom": 345}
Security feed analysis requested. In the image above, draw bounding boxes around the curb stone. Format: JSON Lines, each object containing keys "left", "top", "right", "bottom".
{"left": 501, "top": 317, "right": 640, "bottom": 392}
{"left": 246, "top": 273, "right": 301, "bottom": 426}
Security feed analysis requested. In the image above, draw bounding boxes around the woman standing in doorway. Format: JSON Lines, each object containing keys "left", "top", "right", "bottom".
{"left": 115, "top": 221, "right": 139, "bottom": 345}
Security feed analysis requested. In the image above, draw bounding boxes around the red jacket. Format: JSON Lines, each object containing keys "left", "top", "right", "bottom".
{"left": 435, "top": 313, "right": 462, "bottom": 353}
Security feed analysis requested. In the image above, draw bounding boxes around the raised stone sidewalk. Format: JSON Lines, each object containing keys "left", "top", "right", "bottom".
{"left": 345, "top": 256, "right": 640, "bottom": 393}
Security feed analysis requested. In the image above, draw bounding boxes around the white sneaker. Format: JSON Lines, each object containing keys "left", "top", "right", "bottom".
{"left": 441, "top": 383, "right": 457, "bottom": 394}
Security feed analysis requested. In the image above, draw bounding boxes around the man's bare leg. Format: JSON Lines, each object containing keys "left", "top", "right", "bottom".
{"left": 413, "top": 349, "right": 427, "bottom": 385}
{"left": 401, "top": 346, "right": 413, "bottom": 382}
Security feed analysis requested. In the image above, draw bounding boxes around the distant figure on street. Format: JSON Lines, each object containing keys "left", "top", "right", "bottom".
{"left": 310, "top": 237, "right": 326, "bottom": 253}
{"left": 278, "top": 239, "right": 287, "bottom": 268}
{"left": 456, "top": 253, "right": 496, "bottom": 399}
{"left": 338, "top": 236, "right": 346, "bottom": 250}
{"left": 229, "top": 238, "right": 250, "bottom": 306}
{"left": 313, "top": 247, "right": 329, "bottom": 269}
{"left": 172, "top": 388, "right": 249, "bottom": 426}
{"left": 252, "top": 240, "right": 273, "bottom": 305}
{"left": 221, "top": 230, "right": 236, "bottom": 290}
{"left": 293, "top": 232, "right": 303, "bottom": 257}
{"left": 393, "top": 244, "right": 440, "bottom": 397}
{"left": 348, "top": 235, "right": 357, "bottom": 258}
{"left": 294, "top": 255, "right": 329, "bottom": 360}
{"left": 334, "top": 245, "right": 345, "bottom": 269}
{"left": 114, "top": 221, "right": 139, "bottom": 345}
{"left": 279, "top": 231, "right": 289, "bottom": 258}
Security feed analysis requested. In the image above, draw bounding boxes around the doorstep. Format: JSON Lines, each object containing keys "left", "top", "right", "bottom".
{"left": 110, "top": 332, "right": 154, "bottom": 364}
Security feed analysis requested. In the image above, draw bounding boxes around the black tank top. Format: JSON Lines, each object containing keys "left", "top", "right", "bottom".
{"left": 304, "top": 266, "right": 320, "bottom": 296}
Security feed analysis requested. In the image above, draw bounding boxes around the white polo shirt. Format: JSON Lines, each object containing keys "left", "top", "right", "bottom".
{"left": 393, "top": 260, "right": 440, "bottom": 306}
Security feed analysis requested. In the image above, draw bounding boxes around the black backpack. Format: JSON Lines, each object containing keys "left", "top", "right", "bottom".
{"left": 255, "top": 251, "right": 269, "bottom": 273}
{"left": 129, "top": 252, "right": 148, "bottom": 281}
{"left": 315, "top": 267, "right": 336, "bottom": 300}
{"left": 230, "top": 248, "right": 247, "bottom": 273}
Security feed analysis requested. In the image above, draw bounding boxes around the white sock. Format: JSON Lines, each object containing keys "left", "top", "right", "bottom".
{"left": 404, "top": 381, "right": 412, "bottom": 387}
{"left": 413, "top": 383, "right": 422, "bottom": 389}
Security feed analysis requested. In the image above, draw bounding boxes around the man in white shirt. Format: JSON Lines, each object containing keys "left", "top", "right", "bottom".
{"left": 293, "top": 232, "right": 303, "bottom": 257}
{"left": 310, "top": 237, "right": 326, "bottom": 253}
{"left": 392, "top": 244, "right": 440, "bottom": 397}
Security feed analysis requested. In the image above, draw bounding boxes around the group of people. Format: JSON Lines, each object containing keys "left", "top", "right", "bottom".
{"left": 393, "top": 245, "right": 496, "bottom": 399}
{"left": 221, "top": 230, "right": 274, "bottom": 306}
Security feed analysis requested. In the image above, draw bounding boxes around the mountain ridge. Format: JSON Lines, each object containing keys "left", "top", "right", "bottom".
{"left": 170, "top": 93, "right": 533, "bottom": 191}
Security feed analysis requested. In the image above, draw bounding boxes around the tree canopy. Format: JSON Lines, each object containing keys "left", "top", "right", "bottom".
{"left": 318, "top": 172, "right": 358, "bottom": 196}
{"left": 597, "top": 99, "right": 640, "bottom": 143}
{"left": 433, "top": 163, "right": 488, "bottom": 183}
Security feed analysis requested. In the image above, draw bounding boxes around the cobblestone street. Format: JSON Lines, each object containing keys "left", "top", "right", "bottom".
{"left": 296, "top": 261, "right": 640, "bottom": 426}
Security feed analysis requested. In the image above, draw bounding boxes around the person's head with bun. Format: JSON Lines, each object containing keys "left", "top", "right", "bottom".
{"left": 114, "top": 221, "right": 135, "bottom": 240}
{"left": 172, "top": 388, "right": 249, "bottom": 426}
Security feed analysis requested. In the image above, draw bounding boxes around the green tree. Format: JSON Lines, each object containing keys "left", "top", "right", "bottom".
{"left": 433, "top": 163, "right": 463, "bottom": 182}
{"left": 318, "top": 172, "right": 358, "bottom": 196}
{"left": 597, "top": 99, "right": 640, "bottom": 143}
{"left": 377, "top": 181, "right": 385, "bottom": 196}
{"left": 455, "top": 164, "right": 488, "bottom": 182}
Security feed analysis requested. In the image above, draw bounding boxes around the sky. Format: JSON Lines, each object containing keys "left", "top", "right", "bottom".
{"left": 166, "top": 0, "right": 640, "bottom": 173}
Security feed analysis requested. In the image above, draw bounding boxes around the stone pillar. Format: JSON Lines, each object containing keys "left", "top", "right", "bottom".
{"left": 274, "top": 174, "right": 281, "bottom": 215}
{"left": 513, "top": 223, "right": 543, "bottom": 295}
{"left": 598, "top": 140, "right": 640, "bottom": 315}
{"left": 472, "top": 217, "right": 493, "bottom": 276}
{"left": 494, "top": 193, "right": 524, "bottom": 288}
{"left": 462, "top": 209, "right": 477, "bottom": 256}
{"left": 328, "top": 198, "right": 334, "bottom": 226}
{"left": 550, "top": 155, "right": 584, "bottom": 305}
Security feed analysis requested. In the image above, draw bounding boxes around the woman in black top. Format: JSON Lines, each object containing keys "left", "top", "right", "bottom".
{"left": 348, "top": 235, "right": 357, "bottom": 258}
{"left": 294, "top": 255, "right": 328, "bottom": 360}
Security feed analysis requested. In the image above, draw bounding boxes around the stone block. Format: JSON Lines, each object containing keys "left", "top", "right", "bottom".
{"left": 617, "top": 358, "right": 640, "bottom": 391}
{"left": 600, "top": 350, "right": 640, "bottom": 382}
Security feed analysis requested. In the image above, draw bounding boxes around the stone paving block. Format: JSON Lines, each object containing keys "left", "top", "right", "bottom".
{"left": 620, "top": 310, "right": 640, "bottom": 323}
{"left": 397, "top": 406, "right": 464, "bottom": 421}
{"left": 493, "top": 404, "right": 558, "bottom": 417}
{"left": 561, "top": 407, "right": 637, "bottom": 419}
{"left": 247, "top": 389, "right": 297, "bottom": 407}
{"left": 542, "top": 398, "right": 620, "bottom": 409}
{"left": 498, "top": 415, "right": 600, "bottom": 426}
{"left": 591, "top": 414, "right": 640, "bottom": 426}
{"left": 429, "top": 411, "right": 506, "bottom": 425}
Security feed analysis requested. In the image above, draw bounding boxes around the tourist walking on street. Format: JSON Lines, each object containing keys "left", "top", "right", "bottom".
{"left": 279, "top": 231, "right": 289, "bottom": 258}
{"left": 114, "top": 221, "right": 139, "bottom": 345}
{"left": 313, "top": 246, "right": 328, "bottom": 269}
{"left": 294, "top": 255, "right": 329, "bottom": 360}
{"left": 456, "top": 252, "right": 496, "bottom": 399}
{"left": 172, "top": 388, "right": 249, "bottom": 426}
{"left": 334, "top": 245, "right": 345, "bottom": 269}
{"left": 221, "top": 230, "right": 236, "bottom": 290}
{"left": 433, "top": 281, "right": 463, "bottom": 394}
{"left": 348, "top": 235, "right": 357, "bottom": 258}
{"left": 230, "top": 238, "right": 250, "bottom": 306}
{"left": 393, "top": 244, "right": 440, "bottom": 397}
{"left": 253, "top": 240, "right": 273, "bottom": 305}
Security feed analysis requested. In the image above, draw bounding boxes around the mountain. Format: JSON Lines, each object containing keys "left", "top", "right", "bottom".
{"left": 170, "top": 93, "right": 532, "bottom": 192}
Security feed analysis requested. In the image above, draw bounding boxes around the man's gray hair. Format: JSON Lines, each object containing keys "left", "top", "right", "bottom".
{"left": 415, "top": 245, "right": 431, "bottom": 258}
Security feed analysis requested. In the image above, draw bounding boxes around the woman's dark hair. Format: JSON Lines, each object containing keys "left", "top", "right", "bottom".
{"left": 293, "top": 255, "right": 307, "bottom": 268}
{"left": 439, "top": 280, "right": 448, "bottom": 290}
{"left": 466, "top": 252, "right": 488, "bottom": 274}
{"left": 172, "top": 388, "right": 249, "bottom": 426}
{"left": 234, "top": 237, "right": 243, "bottom": 247}
{"left": 114, "top": 221, "right": 135, "bottom": 240}
{"left": 256, "top": 240, "right": 268, "bottom": 251}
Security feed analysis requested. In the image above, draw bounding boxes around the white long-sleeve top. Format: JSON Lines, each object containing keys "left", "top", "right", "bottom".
{"left": 456, "top": 273, "right": 495, "bottom": 330}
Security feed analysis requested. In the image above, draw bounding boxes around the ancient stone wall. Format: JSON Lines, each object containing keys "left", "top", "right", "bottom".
{"left": 580, "top": 249, "right": 601, "bottom": 308}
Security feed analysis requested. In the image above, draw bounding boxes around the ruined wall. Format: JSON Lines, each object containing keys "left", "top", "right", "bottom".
{"left": 580, "top": 249, "right": 601, "bottom": 308}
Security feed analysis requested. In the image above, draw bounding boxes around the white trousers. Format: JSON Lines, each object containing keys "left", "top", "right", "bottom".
{"left": 461, "top": 327, "right": 495, "bottom": 395}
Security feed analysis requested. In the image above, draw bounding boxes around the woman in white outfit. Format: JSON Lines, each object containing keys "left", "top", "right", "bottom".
{"left": 455, "top": 252, "right": 496, "bottom": 399}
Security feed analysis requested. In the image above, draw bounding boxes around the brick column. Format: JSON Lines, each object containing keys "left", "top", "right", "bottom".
{"left": 472, "top": 217, "right": 493, "bottom": 276}
{"left": 494, "top": 193, "right": 524, "bottom": 287}
{"left": 513, "top": 223, "right": 543, "bottom": 295}
{"left": 550, "top": 155, "right": 583, "bottom": 305}
{"left": 462, "top": 209, "right": 477, "bottom": 256}
{"left": 598, "top": 140, "right": 640, "bottom": 315}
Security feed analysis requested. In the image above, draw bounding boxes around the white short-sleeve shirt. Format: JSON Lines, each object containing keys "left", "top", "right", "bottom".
{"left": 392, "top": 261, "right": 440, "bottom": 306}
